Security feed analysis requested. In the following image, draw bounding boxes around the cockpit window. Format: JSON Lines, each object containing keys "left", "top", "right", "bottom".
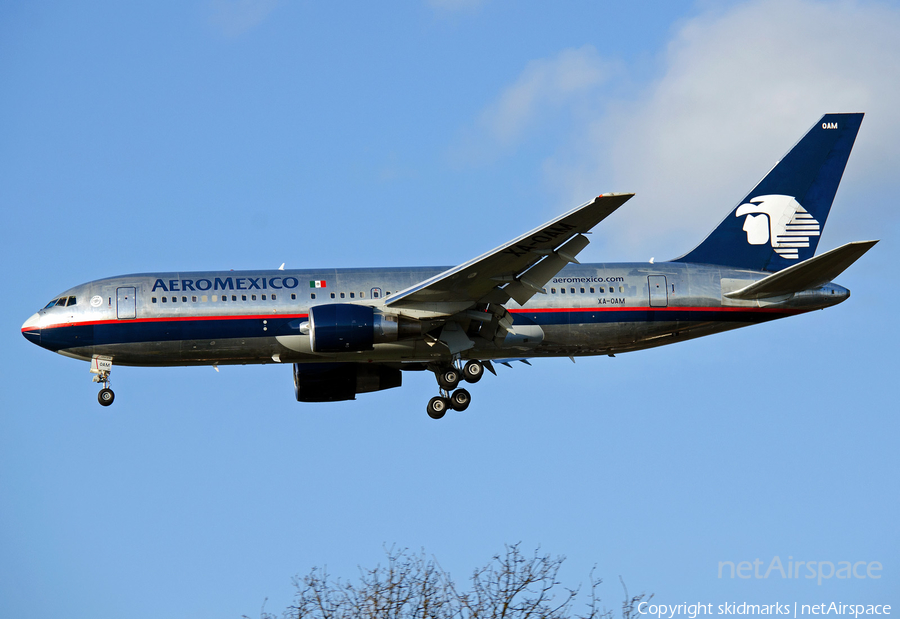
{"left": 42, "top": 296, "right": 76, "bottom": 310}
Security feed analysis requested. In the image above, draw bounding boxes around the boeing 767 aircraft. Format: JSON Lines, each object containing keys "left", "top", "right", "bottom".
{"left": 22, "top": 113, "right": 876, "bottom": 418}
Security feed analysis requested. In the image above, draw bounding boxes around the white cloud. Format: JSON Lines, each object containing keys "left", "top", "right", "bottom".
{"left": 452, "top": 46, "right": 611, "bottom": 164}
{"left": 488, "top": 0, "right": 900, "bottom": 260}
{"left": 209, "top": 0, "right": 279, "bottom": 37}
{"left": 481, "top": 46, "right": 609, "bottom": 145}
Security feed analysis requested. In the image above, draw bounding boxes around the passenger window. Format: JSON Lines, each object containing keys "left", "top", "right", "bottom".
{"left": 262, "top": 294, "right": 266, "bottom": 300}
{"left": 310, "top": 293, "right": 315, "bottom": 300}
{"left": 202, "top": 295, "right": 208, "bottom": 302}
{"left": 619, "top": 286, "right": 624, "bottom": 293}
{"left": 291, "top": 293, "right": 296, "bottom": 300}
{"left": 330, "top": 293, "right": 335, "bottom": 299}
{"left": 360, "top": 292, "right": 365, "bottom": 299}
{"left": 271, "top": 294, "right": 277, "bottom": 300}
{"left": 212, "top": 295, "right": 218, "bottom": 302}
{"left": 171, "top": 296, "right": 177, "bottom": 303}
{"left": 231, "top": 295, "right": 237, "bottom": 301}
{"left": 350, "top": 292, "right": 355, "bottom": 299}
{"left": 242, "top": 295, "right": 247, "bottom": 301}
{"left": 222, "top": 296, "right": 227, "bottom": 302}
{"left": 192, "top": 296, "right": 197, "bottom": 302}
{"left": 551, "top": 288, "right": 556, "bottom": 294}
{"left": 162, "top": 297, "right": 168, "bottom": 303}
{"left": 560, "top": 288, "right": 565, "bottom": 294}
{"left": 590, "top": 288, "right": 594, "bottom": 293}
{"left": 252, "top": 294, "right": 257, "bottom": 301}
{"left": 152, "top": 297, "right": 157, "bottom": 303}
{"left": 570, "top": 288, "right": 575, "bottom": 294}
{"left": 580, "top": 288, "right": 585, "bottom": 294}
{"left": 182, "top": 296, "right": 187, "bottom": 302}
{"left": 340, "top": 292, "right": 345, "bottom": 299}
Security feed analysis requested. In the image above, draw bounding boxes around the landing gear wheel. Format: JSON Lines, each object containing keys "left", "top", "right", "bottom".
{"left": 462, "top": 360, "right": 484, "bottom": 384}
{"left": 450, "top": 388, "right": 471, "bottom": 412}
{"left": 98, "top": 388, "right": 115, "bottom": 406}
{"left": 436, "top": 368, "right": 461, "bottom": 391}
{"left": 427, "top": 396, "right": 449, "bottom": 419}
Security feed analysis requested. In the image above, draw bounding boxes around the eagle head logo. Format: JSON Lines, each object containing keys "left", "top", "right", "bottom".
{"left": 735, "top": 195, "right": 820, "bottom": 260}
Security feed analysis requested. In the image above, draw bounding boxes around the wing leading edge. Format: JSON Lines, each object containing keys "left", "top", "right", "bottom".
{"left": 386, "top": 193, "right": 634, "bottom": 314}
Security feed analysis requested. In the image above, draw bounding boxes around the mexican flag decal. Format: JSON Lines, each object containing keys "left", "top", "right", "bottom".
{"left": 310, "top": 280, "right": 326, "bottom": 288}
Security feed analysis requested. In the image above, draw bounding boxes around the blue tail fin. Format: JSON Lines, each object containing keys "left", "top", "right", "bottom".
{"left": 674, "top": 113, "right": 863, "bottom": 272}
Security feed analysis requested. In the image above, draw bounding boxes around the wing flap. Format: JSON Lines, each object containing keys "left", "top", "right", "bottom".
{"left": 503, "top": 234, "right": 590, "bottom": 305}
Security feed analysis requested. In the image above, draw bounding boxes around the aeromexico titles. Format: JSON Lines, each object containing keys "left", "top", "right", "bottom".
{"left": 22, "top": 114, "right": 877, "bottom": 418}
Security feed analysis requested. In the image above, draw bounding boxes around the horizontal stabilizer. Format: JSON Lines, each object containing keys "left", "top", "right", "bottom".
{"left": 725, "top": 240, "right": 878, "bottom": 300}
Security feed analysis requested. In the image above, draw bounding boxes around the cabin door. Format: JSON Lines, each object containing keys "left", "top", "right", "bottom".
{"left": 117, "top": 287, "right": 136, "bottom": 319}
{"left": 648, "top": 276, "right": 668, "bottom": 307}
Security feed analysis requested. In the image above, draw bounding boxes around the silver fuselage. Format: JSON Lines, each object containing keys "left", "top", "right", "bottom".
{"left": 22, "top": 262, "right": 848, "bottom": 367}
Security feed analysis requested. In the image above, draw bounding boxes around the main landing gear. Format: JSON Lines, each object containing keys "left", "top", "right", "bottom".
{"left": 426, "top": 360, "right": 483, "bottom": 419}
{"left": 90, "top": 356, "right": 115, "bottom": 407}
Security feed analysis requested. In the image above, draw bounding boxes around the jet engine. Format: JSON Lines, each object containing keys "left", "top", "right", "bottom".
{"left": 308, "top": 304, "right": 420, "bottom": 353}
{"left": 293, "top": 362, "right": 402, "bottom": 402}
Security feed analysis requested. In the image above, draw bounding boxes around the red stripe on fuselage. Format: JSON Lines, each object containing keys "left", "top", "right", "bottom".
{"left": 32, "top": 305, "right": 804, "bottom": 333}
{"left": 508, "top": 306, "right": 804, "bottom": 315}
{"left": 36, "top": 312, "right": 310, "bottom": 331}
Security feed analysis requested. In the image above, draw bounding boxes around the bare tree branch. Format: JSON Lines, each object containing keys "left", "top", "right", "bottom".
{"left": 248, "top": 546, "right": 650, "bottom": 619}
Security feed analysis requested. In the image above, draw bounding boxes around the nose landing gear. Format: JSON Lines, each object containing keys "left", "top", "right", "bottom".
{"left": 98, "top": 387, "right": 115, "bottom": 406}
{"left": 91, "top": 355, "right": 115, "bottom": 407}
{"left": 426, "top": 360, "right": 483, "bottom": 419}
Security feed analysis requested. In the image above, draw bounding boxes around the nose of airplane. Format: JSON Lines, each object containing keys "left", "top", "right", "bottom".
{"left": 21, "top": 312, "right": 41, "bottom": 345}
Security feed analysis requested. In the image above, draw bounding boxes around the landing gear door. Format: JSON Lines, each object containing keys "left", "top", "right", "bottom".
{"left": 117, "top": 287, "right": 136, "bottom": 319}
{"left": 648, "top": 276, "right": 668, "bottom": 307}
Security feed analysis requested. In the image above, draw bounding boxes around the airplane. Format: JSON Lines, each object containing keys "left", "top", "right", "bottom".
{"left": 21, "top": 113, "right": 877, "bottom": 419}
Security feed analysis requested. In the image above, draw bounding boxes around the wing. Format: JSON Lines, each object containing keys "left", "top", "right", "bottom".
{"left": 386, "top": 193, "right": 634, "bottom": 314}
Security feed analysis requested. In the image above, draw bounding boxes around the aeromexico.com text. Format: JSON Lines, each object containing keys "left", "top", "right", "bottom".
{"left": 719, "top": 557, "right": 881, "bottom": 585}
{"left": 551, "top": 276, "right": 624, "bottom": 284}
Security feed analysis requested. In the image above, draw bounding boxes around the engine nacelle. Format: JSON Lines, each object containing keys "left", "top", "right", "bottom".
{"left": 308, "top": 304, "right": 420, "bottom": 353}
{"left": 293, "top": 362, "right": 402, "bottom": 402}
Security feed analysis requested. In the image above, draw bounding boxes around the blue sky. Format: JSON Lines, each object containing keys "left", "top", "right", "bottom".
{"left": 1, "top": 1, "right": 898, "bottom": 617}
